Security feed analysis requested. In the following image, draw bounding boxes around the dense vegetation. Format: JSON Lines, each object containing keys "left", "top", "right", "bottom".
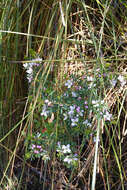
{"left": 0, "top": 0, "right": 127, "bottom": 189}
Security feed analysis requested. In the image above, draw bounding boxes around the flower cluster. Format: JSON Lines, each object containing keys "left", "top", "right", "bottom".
{"left": 25, "top": 131, "right": 51, "bottom": 161}
{"left": 118, "top": 75, "right": 126, "bottom": 87}
{"left": 110, "top": 75, "right": 126, "bottom": 87}
{"left": 56, "top": 142, "right": 78, "bottom": 166}
{"left": 91, "top": 99, "right": 112, "bottom": 121}
{"left": 65, "top": 79, "right": 73, "bottom": 88}
{"left": 26, "top": 72, "right": 114, "bottom": 167}
{"left": 39, "top": 75, "right": 112, "bottom": 140}
{"left": 23, "top": 57, "right": 42, "bottom": 83}
{"left": 57, "top": 143, "right": 71, "bottom": 154}
{"left": 63, "top": 104, "right": 84, "bottom": 127}
{"left": 63, "top": 155, "right": 78, "bottom": 164}
{"left": 40, "top": 99, "right": 54, "bottom": 119}
{"left": 31, "top": 144, "right": 43, "bottom": 154}
{"left": 29, "top": 143, "right": 50, "bottom": 161}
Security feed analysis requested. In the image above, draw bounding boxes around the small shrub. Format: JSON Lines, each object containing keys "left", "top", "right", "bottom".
{"left": 24, "top": 60, "right": 117, "bottom": 168}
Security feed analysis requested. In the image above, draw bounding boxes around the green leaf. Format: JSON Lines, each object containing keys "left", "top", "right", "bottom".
{"left": 25, "top": 152, "right": 32, "bottom": 160}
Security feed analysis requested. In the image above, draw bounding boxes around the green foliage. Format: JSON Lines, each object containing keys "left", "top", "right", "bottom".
{"left": 25, "top": 66, "right": 115, "bottom": 170}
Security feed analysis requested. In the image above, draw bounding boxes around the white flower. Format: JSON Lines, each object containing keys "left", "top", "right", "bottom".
{"left": 73, "top": 157, "right": 78, "bottom": 161}
{"left": 57, "top": 144, "right": 71, "bottom": 154}
{"left": 65, "top": 79, "right": 73, "bottom": 88}
{"left": 92, "top": 100, "right": 97, "bottom": 104}
{"left": 100, "top": 100, "right": 104, "bottom": 104}
{"left": 68, "top": 105, "right": 76, "bottom": 117}
{"left": 71, "top": 117, "right": 79, "bottom": 126}
{"left": 79, "top": 112, "right": 83, "bottom": 117}
{"left": 87, "top": 76, "right": 94, "bottom": 81}
{"left": 41, "top": 105, "right": 49, "bottom": 117}
{"left": 23, "top": 57, "right": 42, "bottom": 84}
{"left": 36, "top": 132, "right": 41, "bottom": 138}
{"left": 78, "top": 110, "right": 84, "bottom": 117}
{"left": 27, "top": 75, "right": 33, "bottom": 83}
{"left": 63, "top": 155, "right": 78, "bottom": 164}
{"left": 70, "top": 105, "right": 76, "bottom": 111}
{"left": 68, "top": 110, "right": 74, "bottom": 117}
{"left": 63, "top": 113, "right": 68, "bottom": 120}
{"left": 118, "top": 75, "right": 124, "bottom": 82}
{"left": 45, "top": 99, "right": 52, "bottom": 106}
{"left": 24, "top": 63, "right": 33, "bottom": 83}
{"left": 87, "top": 123, "right": 92, "bottom": 127}
{"left": 83, "top": 120, "right": 92, "bottom": 127}
{"left": 30, "top": 57, "right": 42, "bottom": 66}
{"left": 92, "top": 100, "right": 104, "bottom": 107}
{"left": 83, "top": 120, "right": 88, "bottom": 124}
{"left": 23, "top": 63, "right": 28, "bottom": 68}
{"left": 45, "top": 99, "right": 49, "bottom": 104}
{"left": 71, "top": 118, "right": 79, "bottom": 122}
{"left": 63, "top": 156, "right": 72, "bottom": 164}
{"left": 103, "top": 111, "right": 112, "bottom": 121}
{"left": 72, "top": 92, "right": 77, "bottom": 97}
{"left": 34, "top": 57, "right": 42, "bottom": 62}
{"left": 57, "top": 141, "right": 61, "bottom": 148}
{"left": 92, "top": 100, "right": 99, "bottom": 107}
{"left": 62, "top": 144, "right": 71, "bottom": 153}
{"left": 118, "top": 75, "right": 126, "bottom": 87}
{"left": 110, "top": 79, "right": 117, "bottom": 87}
{"left": 88, "top": 83, "right": 96, "bottom": 89}
{"left": 26, "top": 67, "right": 33, "bottom": 75}
{"left": 96, "top": 68, "right": 100, "bottom": 72}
